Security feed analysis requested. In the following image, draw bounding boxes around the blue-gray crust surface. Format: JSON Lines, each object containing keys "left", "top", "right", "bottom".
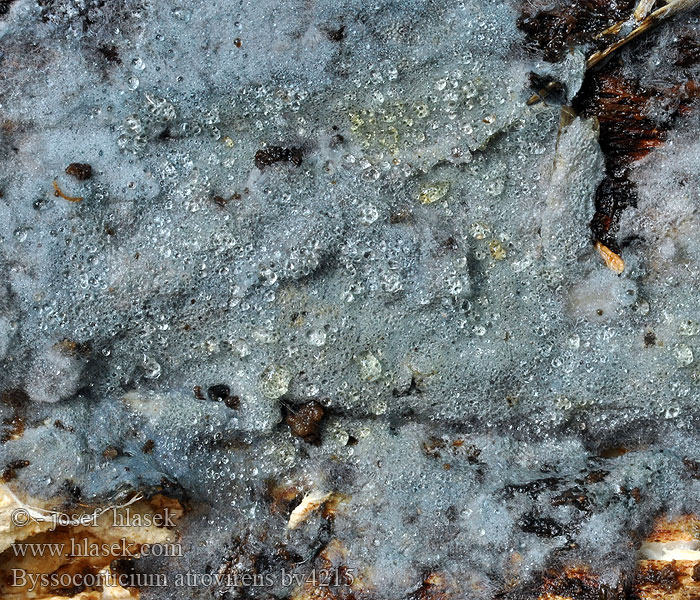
{"left": 1, "top": 0, "right": 700, "bottom": 598}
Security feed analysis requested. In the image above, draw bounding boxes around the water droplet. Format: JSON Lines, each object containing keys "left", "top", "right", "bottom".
{"left": 307, "top": 328, "right": 327, "bottom": 347}
{"left": 418, "top": 181, "right": 450, "bottom": 205}
{"left": 142, "top": 354, "right": 162, "bottom": 379}
{"left": 673, "top": 343, "right": 694, "bottom": 366}
{"left": 358, "top": 351, "right": 382, "bottom": 381}
{"left": 259, "top": 365, "right": 292, "bottom": 399}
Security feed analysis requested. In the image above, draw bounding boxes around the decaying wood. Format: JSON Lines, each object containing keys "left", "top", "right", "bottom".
{"left": 287, "top": 490, "right": 333, "bottom": 529}
{"left": 527, "top": 0, "right": 700, "bottom": 106}
{"left": 587, "top": 0, "right": 700, "bottom": 69}
{"left": 595, "top": 241, "right": 625, "bottom": 274}
{"left": 634, "top": 0, "right": 656, "bottom": 22}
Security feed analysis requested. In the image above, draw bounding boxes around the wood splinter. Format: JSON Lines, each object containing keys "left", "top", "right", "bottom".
{"left": 587, "top": 0, "right": 700, "bottom": 70}
{"left": 287, "top": 491, "right": 333, "bottom": 529}
{"left": 595, "top": 241, "right": 625, "bottom": 274}
{"left": 52, "top": 180, "right": 83, "bottom": 203}
{"left": 527, "top": 0, "right": 700, "bottom": 105}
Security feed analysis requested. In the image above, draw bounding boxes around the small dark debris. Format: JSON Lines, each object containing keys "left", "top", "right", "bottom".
{"left": 675, "top": 36, "right": 700, "bottom": 68}
{"left": 644, "top": 330, "right": 657, "bottom": 347}
{"left": 265, "top": 480, "right": 303, "bottom": 516}
{"left": 390, "top": 209, "right": 413, "bottom": 224}
{"left": 53, "top": 419, "right": 75, "bottom": 432}
{"left": 583, "top": 469, "right": 608, "bottom": 484}
{"left": 224, "top": 395, "right": 240, "bottom": 410}
{"left": 206, "top": 384, "right": 240, "bottom": 409}
{"left": 193, "top": 386, "right": 205, "bottom": 400}
{"left": 290, "top": 310, "right": 307, "bottom": 324}
{"left": 213, "top": 195, "right": 228, "bottom": 207}
{"left": 65, "top": 162, "right": 92, "bottom": 180}
{"left": 551, "top": 487, "right": 590, "bottom": 511}
{"left": 503, "top": 477, "right": 563, "bottom": 499}
{"left": 253, "top": 552, "right": 276, "bottom": 576}
{"left": 33, "top": 197, "right": 52, "bottom": 211}
{"left": 453, "top": 440, "right": 482, "bottom": 464}
{"left": 423, "top": 436, "right": 447, "bottom": 458}
{"left": 327, "top": 25, "right": 345, "bottom": 42}
{"left": 424, "top": 436, "right": 481, "bottom": 464}
{"left": 103, "top": 446, "right": 120, "bottom": 460}
{"left": 60, "top": 480, "right": 82, "bottom": 503}
{"left": 619, "top": 485, "right": 641, "bottom": 503}
{"left": 98, "top": 45, "right": 121, "bottom": 64}
{"left": 285, "top": 400, "right": 324, "bottom": 443}
{"left": 1, "top": 388, "right": 29, "bottom": 408}
{"left": 1, "top": 402, "right": 26, "bottom": 443}
{"left": 142, "top": 439, "right": 155, "bottom": 454}
{"left": 0, "top": 0, "right": 17, "bottom": 18}
{"left": 437, "top": 236, "right": 458, "bottom": 256}
{"left": 528, "top": 72, "right": 566, "bottom": 103}
{"left": 445, "top": 505, "right": 458, "bottom": 522}
{"left": 254, "top": 146, "right": 303, "bottom": 170}
{"left": 599, "top": 446, "right": 630, "bottom": 459}
{"left": 1, "top": 459, "right": 29, "bottom": 482}
{"left": 683, "top": 457, "right": 700, "bottom": 479}
{"left": 208, "top": 384, "right": 231, "bottom": 402}
{"left": 1, "top": 415, "right": 24, "bottom": 444}
{"left": 54, "top": 339, "right": 91, "bottom": 357}
{"left": 518, "top": 513, "right": 566, "bottom": 538}
{"left": 276, "top": 544, "right": 305, "bottom": 565}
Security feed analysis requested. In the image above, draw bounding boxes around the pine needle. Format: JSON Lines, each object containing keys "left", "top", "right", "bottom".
{"left": 587, "top": 0, "right": 700, "bottom": 69}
